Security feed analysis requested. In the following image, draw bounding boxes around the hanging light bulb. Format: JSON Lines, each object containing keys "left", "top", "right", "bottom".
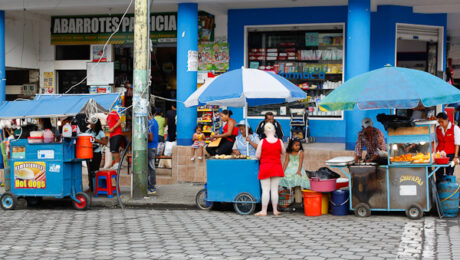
{"left": 392, "top": 144, "right": 398, "bottom": 151}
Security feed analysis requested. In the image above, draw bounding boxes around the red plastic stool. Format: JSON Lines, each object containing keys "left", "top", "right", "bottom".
{"left": 94, "top": 170, "right": 120, "bottom": 198}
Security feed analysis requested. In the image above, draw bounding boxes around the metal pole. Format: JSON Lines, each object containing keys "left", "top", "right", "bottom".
{"left": 0, "top": 11, "right": 6, "bottom": 102}
{"left": 245, "top": 101, "right": 249, "bottom": 156}
{"left": 132, "top": 0, "right": 150, "bottom": 198}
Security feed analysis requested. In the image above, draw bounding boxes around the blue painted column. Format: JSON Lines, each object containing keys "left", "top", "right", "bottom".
{"left": 0, "top": 11, "right": 6, "bottom": 102}
{"left": 176, "top": 3, "right": 198, "bottom": 145}
{"left": 344, "top": 0, "right": 371, "bottom": 150}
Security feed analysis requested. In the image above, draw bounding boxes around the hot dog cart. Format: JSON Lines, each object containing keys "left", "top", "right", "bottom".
{"left": 327, "top": 122, "right": 449, "bottom": 219}
{"left": 0, "top": 94, "right": 120, "bottom": 210}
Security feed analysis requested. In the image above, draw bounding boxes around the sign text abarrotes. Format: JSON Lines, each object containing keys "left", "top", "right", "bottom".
{"left": 52, "top": 14, "right": 177, "bottom": 34}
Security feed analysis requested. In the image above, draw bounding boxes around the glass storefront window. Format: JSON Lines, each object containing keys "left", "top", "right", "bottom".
{"left": 246, "top": 24, "right": 344, "bottom": 118}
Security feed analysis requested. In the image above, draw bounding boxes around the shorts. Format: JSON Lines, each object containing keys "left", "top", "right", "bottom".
{"left": 110, "top": 135, "right": 124, "bottom": 153}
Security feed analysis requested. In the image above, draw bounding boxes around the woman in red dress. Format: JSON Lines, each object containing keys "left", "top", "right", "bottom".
{"left": 255, "top": 122, "right": 285, "bottom": 216}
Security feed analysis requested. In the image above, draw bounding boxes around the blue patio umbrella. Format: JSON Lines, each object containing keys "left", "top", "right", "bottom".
{"left": 185, "top": 67, "right": 306, "bottom": 154}
{"left": 319, "top": 65, "right": 460, "bottom": 111}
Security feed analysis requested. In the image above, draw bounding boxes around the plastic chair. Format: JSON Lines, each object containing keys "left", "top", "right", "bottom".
{"left": 94, "top": 170, "right": 119, "bottom": 198}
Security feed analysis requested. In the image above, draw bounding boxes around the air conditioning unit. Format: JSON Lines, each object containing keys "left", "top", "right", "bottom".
{"left": 23, "top": 84, "right": 38, "bottom": 96}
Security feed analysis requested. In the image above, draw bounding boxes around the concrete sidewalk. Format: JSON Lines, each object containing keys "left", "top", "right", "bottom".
{"left": 0, "top": 183, "right": 204, "bottom": 210}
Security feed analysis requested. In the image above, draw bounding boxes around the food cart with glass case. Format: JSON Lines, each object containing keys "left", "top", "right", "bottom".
{"left": 328, "top": 121, "right": 449, "bottom": 219}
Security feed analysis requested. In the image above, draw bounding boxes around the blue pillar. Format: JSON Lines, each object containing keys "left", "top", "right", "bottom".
{"left": 0, "top": 11, "right": 6, "bottom": 102}
{"left": 344, "top": 0, "right": 371, "bottom": 150}
{"left": 176, "top": 3, "right": 198, "bottom": 145}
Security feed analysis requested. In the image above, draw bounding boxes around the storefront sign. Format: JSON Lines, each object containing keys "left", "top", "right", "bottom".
{"left": 278, "top": 72, "right": 326, "bottom": 80}
{"left": 51, "top": 12, "right": 214, "bottom": 45}
{"left": 14, "top": 162, "right": 46, "bottom": 189}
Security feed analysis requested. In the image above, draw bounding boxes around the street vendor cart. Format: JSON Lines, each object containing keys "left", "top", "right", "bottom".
{"left": 196, "top": 158, "right": 261, "bottom": 215}
{"left": 327, "top": 122, "right": 449, "bottom": 219}
{"left": 0, "top": 94, "right": 120, "bottom": 210}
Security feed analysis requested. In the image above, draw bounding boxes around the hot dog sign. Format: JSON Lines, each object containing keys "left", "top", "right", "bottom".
{"left": 14, "top": 162, "right": 46, "bottom": 189}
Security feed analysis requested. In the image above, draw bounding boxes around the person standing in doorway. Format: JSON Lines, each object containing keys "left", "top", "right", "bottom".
{"left": 165, "top": 104, "right": 177, "bottom": 142}
{"left": 107, "top": 109, "right": 123, "bottom": 170}
{"left": 148, "top": 110, "right": 159, "bottom": 195}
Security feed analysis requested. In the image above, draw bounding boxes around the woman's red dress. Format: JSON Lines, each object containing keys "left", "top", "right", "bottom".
{"left": 258, "top": 139, "right": 284, "bottom": 180}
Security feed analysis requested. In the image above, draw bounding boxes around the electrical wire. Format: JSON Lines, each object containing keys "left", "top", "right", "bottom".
{"left": 64, "top": 0, "right": 134, "bottom": 94}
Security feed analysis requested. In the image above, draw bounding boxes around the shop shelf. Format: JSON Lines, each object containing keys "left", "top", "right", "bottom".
{"left": 198, "top": 120, "right": 213, "bottom": 123}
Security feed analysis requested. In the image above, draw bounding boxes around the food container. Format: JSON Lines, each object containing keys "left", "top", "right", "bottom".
{"left": 30, "top": 131, "right": 44, "bottom": 138}
{"left": 336, "top": 178, "right": 349, "bottom": 189}
{"left": 434, "top": 157, "right": 449, "bottom": 164}
{"left": 28, "top": 137, "right": 44, "bottom": 144}
{"left": 310, "top": 177, "right": 337, "bottom": 192}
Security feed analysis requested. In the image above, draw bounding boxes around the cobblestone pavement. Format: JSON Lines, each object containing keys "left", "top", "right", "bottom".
{"left": 0, "top": 208, "right": 458, "bottom": 259}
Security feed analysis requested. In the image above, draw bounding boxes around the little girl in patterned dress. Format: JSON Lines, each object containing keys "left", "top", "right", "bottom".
{"left": 191, "top": 125, "right": 206, "bottom": 160}
{"left": 280, "top": 139, "right": 310, "bottom": 204}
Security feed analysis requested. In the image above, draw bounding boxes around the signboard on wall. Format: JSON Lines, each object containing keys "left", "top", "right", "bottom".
{"left": 43, "top": 72, "right": 54, "bottom": 94}
{"left": 51, "top": 11, "right": 214, "bottom": 45}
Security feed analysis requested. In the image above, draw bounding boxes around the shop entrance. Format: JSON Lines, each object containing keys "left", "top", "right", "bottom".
{"left": 114, "top": 45, "right": 177, "bottom": 113}
{"left": 396, "top": 24, "right": 444, "bottom": 76}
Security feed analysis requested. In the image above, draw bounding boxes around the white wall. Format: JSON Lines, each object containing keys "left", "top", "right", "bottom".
{"left": 4, "top": 11, "right": 40, "bottom": 69}
{"left": 214, "top": 13, "right": 228, "bottom": 40}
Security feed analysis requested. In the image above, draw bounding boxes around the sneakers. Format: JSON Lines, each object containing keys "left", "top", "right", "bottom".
{"left": 109, "top": 162, "right": 120, "bottom": 170}
{"left": 198, "top": 157, "right": 203, "bottom": 160}
{"left": 191, "top": 157, "right": 195, "bottom": 161}
{"left": 148, "top": 188, "right": 157, "bottom": 195}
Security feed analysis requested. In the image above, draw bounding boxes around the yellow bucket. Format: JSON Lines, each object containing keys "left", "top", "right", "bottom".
{"left": 321, "top": 193, "right": 330, "bottom": 215}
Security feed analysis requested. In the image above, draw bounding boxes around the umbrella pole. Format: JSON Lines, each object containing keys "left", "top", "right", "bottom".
{"left": 244, "top": 102, "right": 249, "bottom": 156}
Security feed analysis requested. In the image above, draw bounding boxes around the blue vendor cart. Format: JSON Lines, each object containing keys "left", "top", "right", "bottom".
{"left": 0, "top": 94, "right": 120, "bottom": 210}
{"left": 196, "top": 159, "right": 261, "bottom": 215}
{"left": 2, "top": 139, "right": 89, "bottom": 210}
{"left": 327, "top": 122, "right": 449, "bottom": 219}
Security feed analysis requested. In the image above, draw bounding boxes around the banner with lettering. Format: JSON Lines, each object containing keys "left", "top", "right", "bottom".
{"left": 51, "top": 11, "right": 214, "bottom": 45}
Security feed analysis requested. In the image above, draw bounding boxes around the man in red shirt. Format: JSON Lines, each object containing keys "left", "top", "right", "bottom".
{"left": 107, "top": 110, "right": 123, "bottom": 170}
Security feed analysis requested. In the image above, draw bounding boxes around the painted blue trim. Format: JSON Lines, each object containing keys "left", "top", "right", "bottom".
{"left": 177, "top": 3, "right": 198, "bottom": 145}
{"left": 387, "top": 134, "right": 431, "bottom": 144}
{"left": 0, "top": 11, "right": 5, "bottom": 102}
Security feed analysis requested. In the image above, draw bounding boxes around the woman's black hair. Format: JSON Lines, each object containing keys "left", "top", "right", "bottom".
{"left": 195, "top": 125, "right": 202, "bottom": 131}
{"left": 92, "top": 119, "right": 103, "bottom": 133}
{"left": 42, "top": 118, "right": 52, "bottom": 129}
{"left": 221, "top": 109, "right": 233, "bottom": 117}
{"left": 286, "top": 138, "right": 304, "bottom": 153}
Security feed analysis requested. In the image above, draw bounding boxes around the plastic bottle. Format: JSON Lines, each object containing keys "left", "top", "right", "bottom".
{"left": 62, "top": 123, "right": 72, "bottom": 138}
{"left": 43, "top": 129, "right": 55, "bottom": 143}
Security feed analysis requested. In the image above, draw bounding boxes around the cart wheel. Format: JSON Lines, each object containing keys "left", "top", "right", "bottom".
{"left": 233, "top": 193, "right": 256, "bottom": 215}
{"left": 26, "top": 197, "right": 42, "bottom": 207}
{"left": 73, "top": 192, "right": 91, "bottom": 210}
{"left": 406, "top": 204, "right": 423, "bottom": 220}
{"left": 195, "top": 189, "right": 214, "bottom": 210}
{"left": 354, "top": 203, "right": 371, "bottom": 217}
{"left": 1, "top": 192, "right": 18, "bottom": 210}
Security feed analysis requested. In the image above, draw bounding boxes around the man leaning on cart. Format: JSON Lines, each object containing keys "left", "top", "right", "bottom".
{"left": 354, "top": 118, "right": 387, "bottom": 164}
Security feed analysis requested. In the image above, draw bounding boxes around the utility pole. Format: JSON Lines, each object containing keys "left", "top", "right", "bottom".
{"left": 132, "top": 0, "right": 149, "bottom": 198}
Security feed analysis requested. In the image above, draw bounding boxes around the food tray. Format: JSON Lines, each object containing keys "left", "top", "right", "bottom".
{"left": 325, "top": 156, "right": 355, "bottom": 166}
{"left": 390, "top": 161, "right": 411, "bottom": 164}
{"left": 414, "top": 120, "right": 437, "bottom": 125}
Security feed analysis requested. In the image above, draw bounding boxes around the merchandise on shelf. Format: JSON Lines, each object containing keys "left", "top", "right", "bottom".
{"left": 197, "top": 105, "right": 221, "bottom": 143}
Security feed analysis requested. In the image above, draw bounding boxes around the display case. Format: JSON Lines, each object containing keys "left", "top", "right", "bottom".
{"left": 246, "top": 24, "right": 344, "bottom": 118}
{"left": 197, "top": 105, "right": 221, "bottom": 143}
{"left": 388, "top": 124, "right": 436, "bottom": 165}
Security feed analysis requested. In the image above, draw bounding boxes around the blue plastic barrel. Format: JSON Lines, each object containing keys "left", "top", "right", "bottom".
{"left": 331, "top": 189, "right": 349, "bottom": 216}
{"left": 439, "top": 176, "right": 459, "bottom": 218}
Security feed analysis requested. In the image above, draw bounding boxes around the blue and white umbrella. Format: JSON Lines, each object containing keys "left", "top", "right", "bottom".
{"left": 185, "top": 67, "right": 306, "bottom": 155}
{"left": 185, "top": 67, "right": 306, "bottom": 107}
